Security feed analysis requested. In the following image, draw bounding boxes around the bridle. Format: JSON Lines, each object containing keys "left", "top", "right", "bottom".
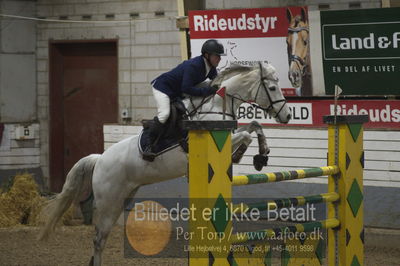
{"left": 189, "top": 62, "right": 287, "bottom": 120}
{"left": 251, "top": 62, "right": 287, "bottom": 118}
{"left": 287, "top": 26, "right": 309, "bottom": 75}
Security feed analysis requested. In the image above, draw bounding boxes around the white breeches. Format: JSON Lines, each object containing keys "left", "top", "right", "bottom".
{"left": 153, "top": 88, "right": 170, "bottom": 124}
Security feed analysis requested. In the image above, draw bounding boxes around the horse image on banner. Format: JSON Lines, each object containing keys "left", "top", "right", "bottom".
{"left": 38, "top": 62, "right": 291, "bottom": 266}
{"left": 286, "top": 7, "right": 312, "bottom": 96}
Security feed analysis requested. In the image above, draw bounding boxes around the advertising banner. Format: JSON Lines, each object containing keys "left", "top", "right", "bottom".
{"left": 188, "top": 7, "right": 400, "bottom": 129}
{"left": 189, "top": 7, "right": 313, "bottom": 96}
{"left": 189, "top": 7, "right": 400, "bottom": 97}
{"left": 238, "top": 100, "right": 400, "bottom": 129}
{"left": 321, "top": 8, "right": 400, "bottom": 95}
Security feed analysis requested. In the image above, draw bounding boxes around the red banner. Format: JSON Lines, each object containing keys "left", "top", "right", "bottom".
{"left": 189, "top": 7, "right": 306, "bottom": 39}
{"left": 238, "top": 100, "right": 400, "bottom": 129}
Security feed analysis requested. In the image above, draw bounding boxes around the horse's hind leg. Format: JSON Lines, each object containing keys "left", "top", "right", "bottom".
{"left": 90, "top": 187, "right": 139, "bottom": 266}
{"left": 90, "top": 224, "right": 111, "bottom": 266}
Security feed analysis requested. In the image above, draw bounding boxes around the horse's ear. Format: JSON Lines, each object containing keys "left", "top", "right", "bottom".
{"left": 286, "top": 8, "right": 293, "bottom": 22}
{"left": 301, "top": 7, "right": 308, "bottom": 23}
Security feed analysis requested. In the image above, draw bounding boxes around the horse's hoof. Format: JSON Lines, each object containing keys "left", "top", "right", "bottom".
{"left": 253, "top": 154, "right": 268, "bottom": 171}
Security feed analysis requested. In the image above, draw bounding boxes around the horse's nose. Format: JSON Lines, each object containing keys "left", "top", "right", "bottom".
{"left": 287, "top": 113, "right": 292, "bottom": 121}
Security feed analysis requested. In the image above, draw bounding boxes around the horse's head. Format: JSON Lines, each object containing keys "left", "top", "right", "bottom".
{"left": 286, "top": 7, "right": 309, "bottom": 88}
{"left": 250, "top": 63, "right": 291, "bottom": 124}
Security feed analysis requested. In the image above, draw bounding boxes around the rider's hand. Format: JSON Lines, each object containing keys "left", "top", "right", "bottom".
{"left": 208, "top": 84, "right": 219, "bottom": 94}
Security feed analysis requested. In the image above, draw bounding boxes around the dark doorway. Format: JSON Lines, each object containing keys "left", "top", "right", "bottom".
{"left": 49, "top": 41, "right": 118, "bottom": 192}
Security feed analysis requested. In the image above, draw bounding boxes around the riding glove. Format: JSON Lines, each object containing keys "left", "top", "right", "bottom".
{"left": 208, "top": 84, "right": 219, "bottom": 95}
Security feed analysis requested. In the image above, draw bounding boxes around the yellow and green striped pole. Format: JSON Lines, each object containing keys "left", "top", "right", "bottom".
{"left": 232, "top": 192, "right": 339, "bottom": 214}
{"left": 184, "top": 120, "right": 237, "bottom": 266}
{"left": 232, "top": 166, "right": 339, "bottom": 186}
{"left": 325, "top": 115, "right": 368, "bottom": 266}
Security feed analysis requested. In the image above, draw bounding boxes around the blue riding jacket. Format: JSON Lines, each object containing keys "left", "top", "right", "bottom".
{"left": 151, "top": 56, "right": 217, "bottom": 100}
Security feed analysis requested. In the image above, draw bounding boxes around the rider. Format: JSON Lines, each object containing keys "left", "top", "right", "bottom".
{"left": 143, "top": 39, "right": 225, "bottom": 159}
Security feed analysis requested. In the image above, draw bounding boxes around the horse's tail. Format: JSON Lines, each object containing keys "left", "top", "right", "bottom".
{"left": 38, "top": 154, "right": 100, "bottom": 240}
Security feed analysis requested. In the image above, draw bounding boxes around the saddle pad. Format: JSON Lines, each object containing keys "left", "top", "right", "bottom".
{"left": 138, "top": 129, "right": 182, "bottom": 156}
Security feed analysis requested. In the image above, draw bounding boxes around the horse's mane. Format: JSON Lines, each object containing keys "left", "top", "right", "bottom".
{"left": 186, "top": 62, "right": 278, "bottom": 107}
{"left": 211, "top": 63, "right": 278, "bottom": 87}
{"left": 211, "top": 64, "right": 255, "bottom": 86}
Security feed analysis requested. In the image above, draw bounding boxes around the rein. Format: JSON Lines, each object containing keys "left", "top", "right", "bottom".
{"left": 187, "top": 93, "right": 237, "bottom": 119}
{"left": 187, "top": 95, "right": 214, "bottom": 117}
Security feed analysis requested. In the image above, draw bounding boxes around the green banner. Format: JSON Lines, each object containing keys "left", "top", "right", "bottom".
{"left": 321, "top": 8, "right": 400, "bottom": 95}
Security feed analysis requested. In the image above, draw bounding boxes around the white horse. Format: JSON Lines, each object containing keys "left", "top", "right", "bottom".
{"left": 39, "top": 62, "right": 291, "bottom": 266}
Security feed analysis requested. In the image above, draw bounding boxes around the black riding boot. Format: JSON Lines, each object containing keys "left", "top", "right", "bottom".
{"left": 142, "top": 117, "right": 164, "bottom": 161}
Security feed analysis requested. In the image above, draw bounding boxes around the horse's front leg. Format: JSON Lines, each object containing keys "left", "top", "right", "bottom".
{"left": 232, "top": 131, "right": 253, "bottom": 165}
{"left": 233, "top": 121, "right": 270, "bottom": 171}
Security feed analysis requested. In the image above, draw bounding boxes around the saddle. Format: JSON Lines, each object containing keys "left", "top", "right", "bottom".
{"left": 139, "top": 100, "right": 188, "bottom": 161}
